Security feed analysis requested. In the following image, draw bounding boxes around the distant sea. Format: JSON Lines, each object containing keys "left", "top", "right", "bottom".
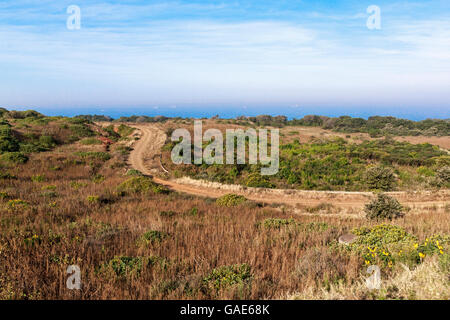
{"left": 9, "top": 105, "right": 450, "bottom": 121}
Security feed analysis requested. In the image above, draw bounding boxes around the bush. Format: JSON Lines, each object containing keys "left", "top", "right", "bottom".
{"left": 7, "top": 199, "right": 29, "bottom": 211}
{"left": 364, "top": 166, "right": 396, "bottom": 191}
{"left": 1, "top": 152, "right": 28, "bottom": 164}
{"left": 86, "top": 195, "right": 99, "bottom": 203}
{"left": 0, "top": 136, "right": 19, "bottom": 152}
{"left": 202, "top": 264, "right": 252, "bottom": 291}
{"left": 126, "top": 169, "right": 143, "bottom": 176}
{"left": 100, "top": 256, "right": 163, "bottom": 278}
{"left": 160, "top": 211, "right": 176, "bottom": 218}
{"left": 117, "top": 124, "right": 135, "bottom": 137}
{"left": 69, "top": 124, "right": 94, "bottom": 139}
{"left": 74, "top": 152, "right": 111, "bottom": 162}
{"left": 70, "top": 181, "right": 88, "bottom": 189}
{"left": 216, "top": 194, "right": 247, "bottom": 207}
{"left": 364, "top": 193, "right": 404, "bottom": 220}
{"left": 80, "top": 138, "right": 102, "bottom": 145}
{"left": 38, "top": 135, "right": 56, "bottom": 149}
{"left": 41, "top": 191, "right": 58, "bottom": 198}
{"left": 244, "top": 173, "right": 275, "bottom": 188}
{"left": 91, "top": 174, "right": 105, "bottom": 184}
{"left": 117, "top": 177, "right": 169, "bottom": 195}
{"left": 436, "top": 166, "right": 450, "bottom": 187}
{"left": 31, "top": 174, "right": 45, "bottom": 182}
{"left": 0, "top": 191, "right": 10, "bottom": 200}
{"left": 262, "top": 218, "right": 297, "bottom": 229}
{"left": 350, "top": 225, "right": 448, "bottom": 269}
{"left": 138, "top": 230, "right": 169, "bottom": 245}
{"left": 0, "top": 172, "right": 17, "bottom": 179}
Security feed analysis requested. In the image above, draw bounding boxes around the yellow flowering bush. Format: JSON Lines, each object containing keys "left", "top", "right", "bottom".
{"left": 351, "top": 224, "right": 449, "bottom": 269}
{"left": 7, "top": 199, "right": 29, "bottom": 211}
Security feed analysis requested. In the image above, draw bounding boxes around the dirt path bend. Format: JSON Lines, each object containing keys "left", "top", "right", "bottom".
{"left": 128, "top": 124, "right": 450, "bottom": 211}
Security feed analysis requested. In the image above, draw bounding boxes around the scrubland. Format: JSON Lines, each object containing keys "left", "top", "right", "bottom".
{"left": 0, "top": 110, "right": 448, "bottom": 300}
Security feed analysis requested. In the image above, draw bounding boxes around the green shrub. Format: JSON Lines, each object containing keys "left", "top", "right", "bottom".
{"left": 117, "top": 124, "right": 135, "bottom": 137}
{"left": 74, "top": 152, "right": 111, "bottom": 162}
{"left": 0, "top": 191, "right": 10, "bottom": 200}
{"left": 7, "top": 199, "right": 29, "bottom": 211}
{"left": 126, "top": 169, "right": 143, "bottom": 176}
{"left": 244, "top": 173, "right": 275, "bottom": 188}
{"left": 436, "top": 166, "right": 450, "bottom": 187}
{"left": 70, "top": 181, "right": 88, "bottom": 189}
{"left": 1, "top": 152, "right": 28, "bottom": 164}
{"left": 91, "top": 174, "right": 105, "bottom": 184}
{"left": 38, "top": 135, "right": 56, "bottom": 149}
{"left": 350, "top": 225, "right": 448, "bottom": 268}
{"left": 364, "top": 193, "right": 404, "bottom": 220}
{"left": 41, "top": 191, "right": 58, "bottom": 198}
{"left": 31, "top": 174, "right": 45, "bottom": 183}
{"left": 364, "top": 166, "right": 396, "bottom": 191}
{"left": 352, "top": 224, "right": 415, "bottom": 247}
{"left": 69, "top": 124, "right": 94, "bottom": 139}
{"left": 262, "top": 218, "right": 297, "bottom": 229}
{"left": 216, "top": 194, "right": 247, "bottom": 207}
{"left": 0, "top": 135, "right": 19, "bottom": 152}
{"left": 86, "top": 195, "right": 99, "bottom": 203}
{"left": 203, "top": 264, "right": 252, "bottom": 291}
{"left": 41, "top": 185, "right": 56, "bottom": 191}
{"left": 80, "top": 138, "right": 102, "bottom": 145}
{"left": 304, "top": 222, "right": 331, "bottom": 232}
{"left": 187, "top": 207, "right": 199, "bottom": 216}
{"left": 138, "top": 230, "right": 169, "bottom": 245}
{"left": 160, "top": 211, "right": 176, "bottom": 217}
{"left": 0, "top": 172, "right": 17, "bottom": 179}
{"left": 101, "top": 256, "right": 163, "bottom": 278}
{"left": 306, "top": 203, "right": 334, "bottom": 213}
{"left": 117, "top": 177, "right": 169, "bottom": 195}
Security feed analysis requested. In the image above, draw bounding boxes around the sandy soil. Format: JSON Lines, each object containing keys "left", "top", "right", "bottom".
{"left": 127, "top": 124, "right": 449, "bottom": 216}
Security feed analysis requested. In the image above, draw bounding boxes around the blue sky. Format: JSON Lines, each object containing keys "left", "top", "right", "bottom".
{"left": 0, "top": 0, "right": 449, "bottom": 119}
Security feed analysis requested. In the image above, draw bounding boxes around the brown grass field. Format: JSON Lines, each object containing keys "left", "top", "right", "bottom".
{"left": 0, "top": 121, "right": 448, "bottom": 300}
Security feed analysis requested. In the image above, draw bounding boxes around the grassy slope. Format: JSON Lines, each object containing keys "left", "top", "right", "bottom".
{"left": 0, "top": 111, "right": 448, "bottom": 299}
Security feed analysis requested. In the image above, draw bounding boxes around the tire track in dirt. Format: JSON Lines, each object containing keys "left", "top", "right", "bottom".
{"left": 128, "top": 124, "right": 449, "bottom": 211}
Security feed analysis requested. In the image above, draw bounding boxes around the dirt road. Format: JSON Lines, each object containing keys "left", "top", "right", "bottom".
{"left": 128, "top": 124, "right": 449, "bottom": 213}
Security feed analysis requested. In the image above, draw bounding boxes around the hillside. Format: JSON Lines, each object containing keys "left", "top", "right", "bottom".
{"left": 0, "top": 109, "right": 448, "bottom": 300}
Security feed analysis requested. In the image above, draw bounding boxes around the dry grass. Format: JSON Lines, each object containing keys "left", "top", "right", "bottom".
{"left": 0, "top": 124, "right": 448, "bottom": 300}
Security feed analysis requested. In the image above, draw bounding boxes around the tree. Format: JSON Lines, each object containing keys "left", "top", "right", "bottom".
{"left": 364, "top": 166, "right": 396, "bottom": 191}
{"left": 364, "top": 193, "right": 404, "bottom": 220}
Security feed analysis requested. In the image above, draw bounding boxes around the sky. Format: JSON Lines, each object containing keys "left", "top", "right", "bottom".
{"left": 0, "top": 0, "right": 449, "bottom": 120}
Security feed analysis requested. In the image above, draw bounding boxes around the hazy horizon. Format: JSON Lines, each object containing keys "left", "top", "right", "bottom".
{"left": 3, "top": 104, "right": 449, "bottom": 121}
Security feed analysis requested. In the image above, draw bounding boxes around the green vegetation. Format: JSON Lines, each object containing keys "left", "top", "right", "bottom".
{"left": 80, "top": 138, "right": 102, "bottom": 145}
{"left": 262, "top": 218, "right": 297, "bottom": 229}
{"left": 288, "top": 115, "right": 450, "bottom": 137}
{"left": 364, "top": 194, "right": 404, "bottom": 220}
{"left": 203, "top": 264, "right": 252, "bottom": 291}
{"left": 350, "top": 224, "right": 449, "bottom": 269}
{"left": 166, "top": 136, "right": 448, "bottom": 191}
{"left": 117, "top": 177, "right": 169, "bottom": 195}
{"left": 126, "top": 169, "right": 143, "bottom": 176}
{"left": 1, "top": 152, "right": 28, "bottom": 164}
{"left": 364, "top": 166, "right": 396, "bottom": 191}
{"left": 100, "top": 256, "right": 163, "bottom": 278}
{"left": 216, "top": 194, "right": 247, "bottom": 207}
{"left": 138, "top": 230, "right": 169, "bottom": 245}
{"left": 74, "top": 152, "right": 111, "bottom": 162}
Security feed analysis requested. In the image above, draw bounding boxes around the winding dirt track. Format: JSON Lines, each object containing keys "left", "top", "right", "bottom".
{"left": 128, "top": 124, "right": 449, "bottom": 211}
